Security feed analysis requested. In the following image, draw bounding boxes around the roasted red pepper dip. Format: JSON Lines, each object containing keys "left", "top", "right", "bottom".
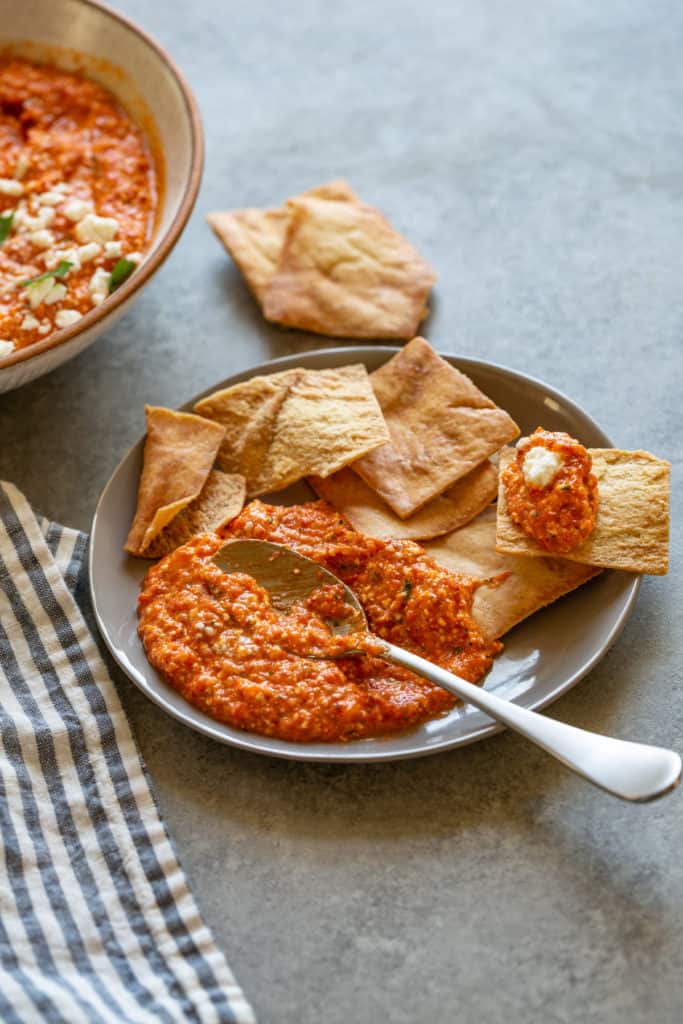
{"left": 502, "top": 428, "right": 599, "bottom": 554}
{"left": 0, "top": 58, "right": 158, "bottom": 356}
{"left": 137, "top": 500, "right": 501, "bottom": 743}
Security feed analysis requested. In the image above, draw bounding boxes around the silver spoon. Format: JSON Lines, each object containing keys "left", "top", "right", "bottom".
{"left": 213, "top": 539, "right": 681, "bottom": 802}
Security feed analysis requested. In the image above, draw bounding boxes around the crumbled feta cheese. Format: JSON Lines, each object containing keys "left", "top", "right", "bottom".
{"left": 127, "top": 252, "right": 142, "bottom": 264}
{"left": 30, "top": 229, "right": 55, "bottom": 249}
{"left": 89, "top": 267, "right": 111, "bottom": 305}
{"left": 0, "top": 339, "right": 15, "bottom": 356}
{"left": 11, "top": 204, "right": 26, "bottom": 228}
{"left": 104, "top": 240, "right": 122, "bottom": 258}
{"left": 55, "top": 309, "right": 82, "bottom": 328}
{"left": 37, "top": 322, "right": 51, "bottom": 335}
{"left": 44, "top": 282, "right": 67, "bottom": 306}
{"left": 75, "top": 213, "right": 118, "bottom": 245}
{"left": 38, "top": 191, "right": 65, "bottom": 206}
{"left": 26, "top": 277, "right": 56, "bottom": 309}
{"left": 23, "top": 207, "right": 56, "bottom": 231}
{"left": 522, "top": 446, "right": 564, "bottom": 488}
{"left": 50, "top": 248, "right": 81, "bottom": 272}
{"left": 13, "top": 156, "right": 29, "bottom": 181}
{"left": 77, "top": 242, "right": 102, "bottom": 263}
{"left": 20, "top": 315, "right": 40, "bottom": 330}
{"left": 63, "top": 198, "right": 94, "bottom": 222}
{"left": 0, "top": 179, "right": 24, "bottom": 197}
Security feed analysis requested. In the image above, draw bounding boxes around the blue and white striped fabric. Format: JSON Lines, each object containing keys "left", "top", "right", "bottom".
{"left": 0, "top": 482, "right": 256, "bottom": 1024}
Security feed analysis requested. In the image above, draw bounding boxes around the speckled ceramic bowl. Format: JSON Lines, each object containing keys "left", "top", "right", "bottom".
{"left": 0, "top": 0, "right": 203, "bottom": 392}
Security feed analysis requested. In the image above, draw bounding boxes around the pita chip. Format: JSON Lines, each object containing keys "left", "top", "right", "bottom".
{"left": 206, "top": 180, "right": 359, "bottom": 304}
{"left": 309, "top": 460, "right": 497, "bottom": 541}
{"left": 195, "top": 364, "right": 389, "bottom": 497}
{"left": 207, "top": 207, "right": 290, "bottom": 303}
{"left": 352, "top": 337, "right": 520, "bottom": 518}
{"left": 125, "top": 406, "right": 225, "bottom": 556}
{"left": 496, "top": 447, "right": 670, "bottom": 575}
{"left": 424, "top": 507, "right": 602, "bottom": 639}
{"left": 262, "top": 195, "right": 436, "bottom": 338}
{"left": 195, "top": 368, "right": 299, "bottom": 490}
{"left": 143, "top": 471, "right": 246, "bottom": 558}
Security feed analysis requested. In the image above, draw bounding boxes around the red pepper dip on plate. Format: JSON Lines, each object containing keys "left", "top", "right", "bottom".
{"left": 502, "top": 428, "right": 599, "bottom": 554}
{"left": 137, "top": 500, "right": 501, "bottom": 743}
{"left": 0, "top": 58, "right": 158, "bottom": 356}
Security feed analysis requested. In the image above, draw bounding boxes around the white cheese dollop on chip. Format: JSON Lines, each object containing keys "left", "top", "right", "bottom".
{"left": 522, "top": 446, "right": 564, "bottom": 488}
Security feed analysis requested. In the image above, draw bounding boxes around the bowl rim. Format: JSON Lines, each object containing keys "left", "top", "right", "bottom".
{"left": 0, "top": 0, "right": 205, "bottom": 370}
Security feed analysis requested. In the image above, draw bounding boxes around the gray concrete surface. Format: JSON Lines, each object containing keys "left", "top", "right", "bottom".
{"left": 1, "top": 1, "right": 682, "bottom": 1021}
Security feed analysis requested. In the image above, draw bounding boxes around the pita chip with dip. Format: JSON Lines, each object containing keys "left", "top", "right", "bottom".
{"left": 496, "top": 447, "right": 670, "bottom": 575}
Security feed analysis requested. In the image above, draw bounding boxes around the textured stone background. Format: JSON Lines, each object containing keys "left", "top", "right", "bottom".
{"left": 1, "top": 2, "right": 681, "bottom": 1021}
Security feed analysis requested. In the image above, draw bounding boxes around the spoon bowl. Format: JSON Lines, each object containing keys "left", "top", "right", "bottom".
{"left": 212, "top": 538, "right": 367, "bottom": 637}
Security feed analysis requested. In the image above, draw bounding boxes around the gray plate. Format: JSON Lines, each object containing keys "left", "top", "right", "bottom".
{"left": 89, "top": 348, "right": 640, "bottom": 762}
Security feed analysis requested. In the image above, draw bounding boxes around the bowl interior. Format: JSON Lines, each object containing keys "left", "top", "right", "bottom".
{"left": 0, "top": 0, "right": 202, "bottom": 379}
{"left": 89, "top": 349, "right": 640, "bottom": 763}
{"left": 0, "top": 0, "right": 198, "bottom": 240}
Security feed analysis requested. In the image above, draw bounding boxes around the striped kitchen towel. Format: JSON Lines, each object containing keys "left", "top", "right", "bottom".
{"left": 0, "top": 482, "right": 256, "bottom": 1024}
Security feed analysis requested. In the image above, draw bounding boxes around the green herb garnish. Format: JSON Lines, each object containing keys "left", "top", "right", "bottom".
{"left": 109, "top": 258, "right": 137, "bottom": 293}
{"left": 0, "top": 211, "right": 14, "bottom": 245}
{"left": 452, "top": 646, "right": 462, "bottom": 655}
{"left": 22, "top": 260, "right": 73, "bottom": 286}
{"left": 402, "top": 579, "right": 413, "bottom": 600}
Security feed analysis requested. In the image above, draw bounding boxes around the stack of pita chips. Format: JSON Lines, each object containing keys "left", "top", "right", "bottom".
{"left": 124, "top": 407, "right": 246, "bottom": 558}
{"left": 125, "top": 364, "right": 390, "bottom": 557}
{"left": 307, "top": 337, "right": 607, "bottom": 639}
{"left": 126, "top": 337, "right": 670, "bottom": 648}
{"left": 207, "top": 181, "right": 436, "bottom": 339}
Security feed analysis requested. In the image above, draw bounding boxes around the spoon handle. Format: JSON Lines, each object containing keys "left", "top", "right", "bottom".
{"left": 382, "top": 642, "right": 680, "bottom": 802}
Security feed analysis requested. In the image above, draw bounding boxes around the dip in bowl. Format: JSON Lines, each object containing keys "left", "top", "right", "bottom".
{"left": 0, "top": 0, "right": 203, "bottom": 392}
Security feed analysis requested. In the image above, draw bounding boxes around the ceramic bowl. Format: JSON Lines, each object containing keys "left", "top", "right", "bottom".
{"left": 0, "top": 0, "right": 203, "bottom": 392}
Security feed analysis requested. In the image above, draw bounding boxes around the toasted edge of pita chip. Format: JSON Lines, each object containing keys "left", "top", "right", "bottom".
{"left": 495, "top": 447, "right": 670, "bottom": 575}
{"left": 195, "top": 364, "right": 389, "bottom": 497}
{"left": 262, "top": 196, "right": 436, "bottom": 338}
{"left": 207, "top": 208, "right": 289, "bottom": 302}
{"left": 309, "top": 460, "right": 498, "bottom": 541}
{"left": 206, "top": 180, "right": 359, "bottom": 303}
{"left": 352, "top": 337, "right": 520, "bottom": 518}
{"left": 423, "top": 506, "right": 602, "bottom": 639}
{"left": 125, "top": 406, "right": 226, "bottom": 556}
{"left": 143, "top": 471, "right": 246, "bottom": 558}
